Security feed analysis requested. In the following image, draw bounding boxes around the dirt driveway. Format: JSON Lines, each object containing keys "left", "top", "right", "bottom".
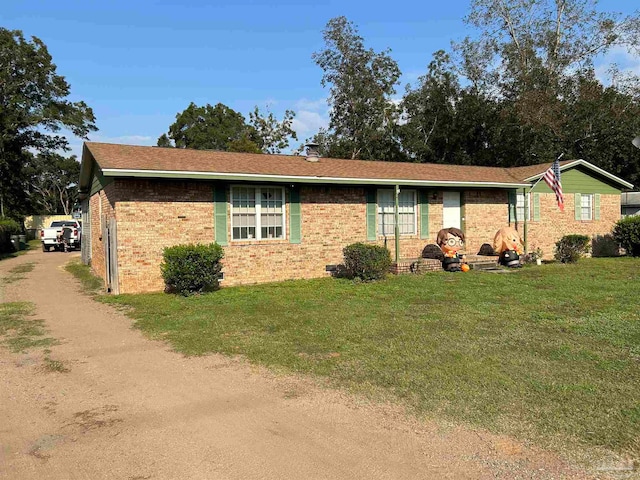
{"left": 0, "top": 250, "right": 615, "bottom": 479}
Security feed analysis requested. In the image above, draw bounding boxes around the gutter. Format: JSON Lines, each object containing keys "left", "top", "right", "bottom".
{"left": 100, "top": 168, "right": 530, "bottom": 189}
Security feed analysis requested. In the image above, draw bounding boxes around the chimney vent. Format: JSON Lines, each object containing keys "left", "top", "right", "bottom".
{"left": 305, "top": 142, "right": 320, "bottom": 162}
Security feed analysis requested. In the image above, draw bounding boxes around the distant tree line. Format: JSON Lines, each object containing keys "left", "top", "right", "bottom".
{"left": 309, "top": 2, "right": 640, "bottom": 187}
{"left": 2, "top": 1, "right": 639, "bottom": 220}
{"left": 0, "top": 28, "right": 96, "bottom": 218}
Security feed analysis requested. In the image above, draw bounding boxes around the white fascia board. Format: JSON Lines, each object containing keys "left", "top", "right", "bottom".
{"left": 523, "top": 159, "right": 634, "bottom": 189}
{"left": 101, "top": 168, "right": 530, "bottom": 189}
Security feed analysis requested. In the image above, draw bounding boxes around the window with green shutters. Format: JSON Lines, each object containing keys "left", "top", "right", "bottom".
{"left": 574, "top": 193, "right": 601, "bottom": 221}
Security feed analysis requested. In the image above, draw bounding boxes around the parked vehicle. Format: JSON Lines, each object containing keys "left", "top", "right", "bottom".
{"left": 41, "top": 220, "right": 82, "bottom": 252}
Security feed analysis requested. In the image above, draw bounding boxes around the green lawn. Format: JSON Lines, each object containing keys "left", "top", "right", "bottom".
{"left": 98, "top": 258, "right": 639, "bottom": 456}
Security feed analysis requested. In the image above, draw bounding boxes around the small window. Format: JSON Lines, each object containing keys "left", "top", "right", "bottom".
{"left": 377, "top": 189, "right": 416, "bottom": 236}
{"left": 516, "top": 192, "right": 530, "bottom": 221}
{"left": 581, "top": 194, "right": 593, "bottom": 220}
{"left": 231, "top": 186, "right": 285, "bottom": 241}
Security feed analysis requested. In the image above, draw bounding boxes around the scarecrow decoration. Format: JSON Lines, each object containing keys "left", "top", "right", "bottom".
{"left": 493, "top": 227, "right": 524, "bottom": 268}
{"left": 436, "top": 227, "right": 469, "bottom": 272}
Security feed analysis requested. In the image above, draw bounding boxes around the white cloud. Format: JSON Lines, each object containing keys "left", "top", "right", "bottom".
{"left": 594, "top": 46, "right": 640, "bottom": 84}
{"left": 295, "top": 97, "right": 328, "bottom": 112}
{"left": 88, "top": 134, "right": 154, "bottom": 144}
{"left": 292, "top": 110, "right": 329, "bottom": 141}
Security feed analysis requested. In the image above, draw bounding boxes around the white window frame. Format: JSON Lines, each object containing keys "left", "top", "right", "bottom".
{"left": 581, "top": 194, "right": 593, "bottom": 221}
{"left": 230, "top": 185, "right": 286, "bottom": 241}
{"left": 516, "top": 192, "right": 531, "bottom": 221}
{"left": 377, "top": 189, "right": 417, "bottom": 236}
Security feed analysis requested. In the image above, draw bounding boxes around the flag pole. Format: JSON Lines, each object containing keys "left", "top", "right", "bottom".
{"left": 530, "top": 152, "right": 564, "bottom": 190}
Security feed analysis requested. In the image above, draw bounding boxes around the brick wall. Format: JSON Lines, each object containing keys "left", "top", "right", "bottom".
{"left": 89, "top": 185, "right": 116, "bottom": 286}
{"left": 222, "top": 186, "right": 367, "bottom": 286}
{"left": 93, "top": 180, "right": 621, "bottom": 293}
{"left": 114, "top": 180, "right": 215, "bottom": 293}
{"left": 524, "top": 193, "right": 620, "bottom": 259}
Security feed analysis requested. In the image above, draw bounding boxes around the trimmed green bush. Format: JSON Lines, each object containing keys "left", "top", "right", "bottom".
{"left": 612, "top": 216, "right": 640, "bottom": 257}
{"left": 161, "top": 243, "right": 224, "bottom": 296}
{"left": 0, "top": 218, "right": 21, "bottom": 254}
{"left": 343, "top": 243, "right": 392, "bottom": 281}
{"left": 554, "top": 234, "right": 590, "bottom": 263}
{"left": 591, "top": 234, "right": 620, "bottom": 257}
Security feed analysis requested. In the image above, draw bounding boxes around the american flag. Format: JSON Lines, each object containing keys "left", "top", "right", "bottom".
{"left": 542, "top": 158, "right": 564, "bottom": 212}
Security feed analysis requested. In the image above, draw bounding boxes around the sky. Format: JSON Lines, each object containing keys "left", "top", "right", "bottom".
{"left": 3, "top": 0, "right": 639, "bottom": 159}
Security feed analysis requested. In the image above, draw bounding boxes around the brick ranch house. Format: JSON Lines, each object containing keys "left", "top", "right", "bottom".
{"left": 78, "top": 142, "right": 633, "bottom": 294}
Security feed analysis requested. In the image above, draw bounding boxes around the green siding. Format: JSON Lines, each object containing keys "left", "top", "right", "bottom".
{"left": 531, "top": 167, "right": 621, "bottom": 194}
{"left": 90, "top": 168, "right": 113, "bottom": 196}
{"left": 533, "top": 193, "right": 541, "bottom": 221}
{"left": 366, "top": 189, "right": 377, "bottom": 241}
{"left": 213, "top": 185, "right": 228, "bottom": 246}
{"left": 289, "top": 187, "right": 301, "bottom": 244}
{"left": 419, "top": 190, "right": 430, "bottom": 239}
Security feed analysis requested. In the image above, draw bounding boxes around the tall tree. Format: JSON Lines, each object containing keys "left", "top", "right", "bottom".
{"left": 249, "top": 107, "right": 297, "bottom": 154}
{"left": 158, "top": 102, "right": 261, "bottom": 153}
{"left": 0, "top": 28, "right": 96, "bottom": 217}
{"left": 312, "top": 16, "right": 404, "bottom": 161}
{"left": 25, "top": 154, "right": 80, "bottom": 214}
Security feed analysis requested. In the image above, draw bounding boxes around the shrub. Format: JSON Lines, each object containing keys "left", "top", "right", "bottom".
{"left": 342, "top": 243, "right": 392, "bottom": 281}
{"left": 161, "top": 243, "right": 224, "bottom": 296}
{"left": 612, "top": 216, "right": 640, "bottom": 257}
{"left": 591, "top": 234, "right": 620, "bottom": 257}
{"left": 554, "top": 234, "right": 590, "bottom": 263}
{"left": 0, "top": 218, "right": 21, "bottom": 254}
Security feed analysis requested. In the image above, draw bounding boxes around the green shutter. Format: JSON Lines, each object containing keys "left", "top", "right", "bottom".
{"left": 419, "top": 190, "right": 430, "bottom": 239}
{"left": 533, "top": 193, "right": 540, "bottom": 221}
{"left": 594, "top": 193, "right": 601, "bottom": 220}
{"left": 366, "top": 189, "right": 377, "bottom": 241}
{"left": 508, "top": 190, "right": 517, "bottom": 224}
{"left": 289, "top": 187, "right": 301, "bottom": 244}
{"left": 574, "top": 193, "right": 582, "bottom": 221}
{"left": 213, "top": 185, "right": 228, "bottom": 246}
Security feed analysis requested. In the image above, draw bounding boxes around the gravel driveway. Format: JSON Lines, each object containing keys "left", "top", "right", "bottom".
{"left": 0, "top": 249, "right": 607, "bottom": 479}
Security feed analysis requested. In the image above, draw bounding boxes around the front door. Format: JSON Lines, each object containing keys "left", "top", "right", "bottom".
{"left": 442, "top": 191, "right": 461, "bottom": 229}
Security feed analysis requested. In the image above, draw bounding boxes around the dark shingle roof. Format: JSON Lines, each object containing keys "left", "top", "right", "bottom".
{"left": 84, "top": 142, "right": 536, "bottom": 185}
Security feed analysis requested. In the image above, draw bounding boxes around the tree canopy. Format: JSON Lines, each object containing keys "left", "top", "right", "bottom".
{"left": 158, "top": 102, "right": 298, "bottom": 154}
{"left": 0, "top": 28, "right": 96, "bottom": 217}
{"left": 395, "top": 1, "right": 640, "bottom": 184}
{"left": 312, "top": 16, "right": 404, "bottom": 161}
{"left": 158, "top": 102, "right": 261, "bottom": 153}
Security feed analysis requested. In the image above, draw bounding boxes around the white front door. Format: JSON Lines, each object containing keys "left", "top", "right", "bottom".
{"left": 442, "top": 191, "right": 461, "bottom": 229}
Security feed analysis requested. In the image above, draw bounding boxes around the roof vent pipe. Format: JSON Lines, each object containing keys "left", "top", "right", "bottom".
{"left": 305, "top": 142, "right": 320, "bottom": 162}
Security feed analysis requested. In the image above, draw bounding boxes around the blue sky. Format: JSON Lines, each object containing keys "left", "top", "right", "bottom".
{"left": 3, "top": 0, "right": 639, "bottom": 159}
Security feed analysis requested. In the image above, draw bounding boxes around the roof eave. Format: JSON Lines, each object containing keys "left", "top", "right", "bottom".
{"left": 100, "top": 168, "right": 530, "bottom": 189}
{"left": 523, "top": 159, "right": 634, "bottom": 189}
{"left": 78, "top": 144, "right": 95, "bottom": 199}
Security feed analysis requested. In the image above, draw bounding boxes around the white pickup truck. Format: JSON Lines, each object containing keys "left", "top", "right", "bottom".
{"left": 41, "top": 220, "right": 82, "bottom": 252}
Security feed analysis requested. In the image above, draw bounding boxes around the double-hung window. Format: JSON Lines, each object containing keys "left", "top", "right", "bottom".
{"left": 516, "top": 192, "right": 530, "bottom": 221}
{"left": 231, "top": 186, "right": 285, "bottom": 240}
{"left": 377, "top": 189, "right": 416, "bottom": 236}
{"left": 581, "top": 194, "right": 593, "bottom": 220}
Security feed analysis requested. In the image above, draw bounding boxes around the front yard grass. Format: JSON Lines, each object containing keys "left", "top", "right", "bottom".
{"left": 98, "top": 258, "right": 639, "bottom": 456}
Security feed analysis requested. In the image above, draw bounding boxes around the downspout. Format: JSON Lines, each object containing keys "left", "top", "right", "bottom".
{"left": 523, "top": 187, "right": 528, "bottom": 253}
{"left": 394, "top": 185, "right": 400, "bottom": 263}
